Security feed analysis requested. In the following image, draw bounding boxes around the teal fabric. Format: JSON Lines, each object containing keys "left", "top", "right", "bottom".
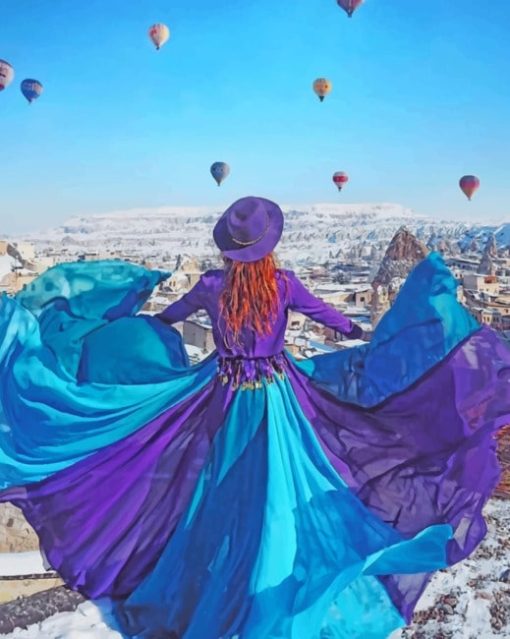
{"left": 119, "top": 376, "right": 452, "bottom": 638}
{"left": 17, "top": 259, "right": 172, "bottom": 377}
{"left": 0, "top": 261, "right": 217, "bottom": 488}
{"left": 295, "top": 252, "right": 480, "bottom": 406}
{"left": 0, "top": 251, "right": 493, "bottom": 637}
{"left": 78, "top": 315, "right": 190, "bottom": 384}
{"left": 0, "top": 252, "right": 481, "bottom": 490}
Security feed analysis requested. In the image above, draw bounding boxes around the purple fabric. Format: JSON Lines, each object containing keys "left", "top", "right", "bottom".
{"left": 344, "top": 323, "right": 363, "bottom": 339}
{"left": 1, "top": 327, "right": 508, "bottom": 626}
{"left": 1, "top": 254, "right": 507, "bottom": 630}
{"left": 157, "top": 269, "right": 355, "bottom": 358}
{"left": 1, "top": 381, "right": 232, "bottom": 599}
{"left": 288, "top": 326, "right": 510, "bottom": 621}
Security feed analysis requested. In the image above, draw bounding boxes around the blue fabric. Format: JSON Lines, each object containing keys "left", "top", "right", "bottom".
{"left": 0, "top": 253, "right": 481, "bottom": 490}
{"left": 118, "top": 377, "right": 452, "bottom": 638}
{"left": 78, "top": 316, "right": 190, "bottom": 384}
{"left": 0, "top": 252, "right": 497, "bottom": 638}
{"left": 0, "top": 261, "right": 217, "bottom": 489}
{"left": 295, "top": 252, "right": 480, "bottom": 407}
{"left": 17, "top": 259, "right": 172, "bottom": 377}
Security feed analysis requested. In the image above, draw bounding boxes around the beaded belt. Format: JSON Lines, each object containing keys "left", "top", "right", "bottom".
{"left": 218, "top": 353, "right": 288, "bottom": 390}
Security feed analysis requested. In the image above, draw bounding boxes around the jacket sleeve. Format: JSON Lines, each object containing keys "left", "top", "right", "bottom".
{"left": 155, "top": 277, "right": 207, "bottom": 325}
{"left": 287, "top": 271, "right": 362, "bottom": 337}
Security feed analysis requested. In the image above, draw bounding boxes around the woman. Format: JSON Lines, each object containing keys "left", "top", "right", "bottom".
{"left": 0, "top": 196, "right": 509, "bottom": 638}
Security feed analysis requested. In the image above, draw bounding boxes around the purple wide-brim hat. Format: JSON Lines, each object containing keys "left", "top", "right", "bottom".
{"left": 213, "top": 196, "right": 284, "bottom": 263}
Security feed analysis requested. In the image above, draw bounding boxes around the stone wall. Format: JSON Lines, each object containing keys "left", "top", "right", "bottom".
{"left": 0, "top": 504, "right": 58, "bottom": 604}
{"left": 0, "top": 577, "right": 63, "bottom": 605}
{"left": 0, "top": 503, "right": 39, "bottom": 553}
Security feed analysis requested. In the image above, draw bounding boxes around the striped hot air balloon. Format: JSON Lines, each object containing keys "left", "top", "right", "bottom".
{"left": 332, "top": 171, "right": 349, "bottom": 191}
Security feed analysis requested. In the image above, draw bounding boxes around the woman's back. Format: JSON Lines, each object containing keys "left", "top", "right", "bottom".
{"left": 196, "top": 268, "right": 290, "bottom": 358}
{"left": 158, "top": 268, "right": 356, "bottom": 360}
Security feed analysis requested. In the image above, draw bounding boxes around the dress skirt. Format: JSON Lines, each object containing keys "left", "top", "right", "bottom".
{"left": 0, "top": 253, "right": 509, "bottom": 638}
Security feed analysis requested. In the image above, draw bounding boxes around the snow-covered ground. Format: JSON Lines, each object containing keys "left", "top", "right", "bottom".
{"left": 3, "top": 499, "right": 508, "bottom": 638}
{"left": 0, "top": 255, "right": 16, "bottom": 281}
{"left": 3, "top": 599, "right": 123, "bottom": 639}
{"left": 0, "top": 552, "right": 48, "bottom": 577}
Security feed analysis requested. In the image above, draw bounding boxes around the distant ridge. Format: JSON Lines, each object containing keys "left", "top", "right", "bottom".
{"left": 283, "top": 202, "right": 416, "bottom": 218}
{"left": 14, "top": 203, "right": 504, "bottom": 267}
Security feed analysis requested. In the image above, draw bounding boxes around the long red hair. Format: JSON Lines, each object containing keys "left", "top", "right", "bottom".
{"left": 219, "top": 253, "right": 283, "bottom": 345}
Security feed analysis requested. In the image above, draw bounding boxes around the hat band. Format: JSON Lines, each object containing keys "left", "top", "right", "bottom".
{"left": 230, "top": 217, "right": 269, "bottom": 247}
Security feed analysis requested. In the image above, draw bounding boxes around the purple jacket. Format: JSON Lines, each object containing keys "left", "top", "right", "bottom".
{"left": 157, "top": 269, "right": 360, "bottom": 358}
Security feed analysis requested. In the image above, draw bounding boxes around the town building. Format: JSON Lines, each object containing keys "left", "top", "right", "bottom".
{"left": 463, "top": 273, "right": 500, "bottom": 295}
{"left": 183, "top": 317, "right": 215, "bottom": 353}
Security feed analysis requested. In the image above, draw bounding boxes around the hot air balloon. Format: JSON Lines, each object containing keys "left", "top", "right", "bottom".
{"left": 21, "top": 79, "right": 43, "bottom": 104}
{"left": 459, "top": 175, "right": 480, "bottom": 201}
{"left": 337, "top": 0, "right": 364, "bottom": 18}
{"left": 313, "top": 78, "right": 332, "bottom": 102}
{"left": 332, "top": 171, "right": 349, "bottom": 191}
{"left": 0, "top": 60, "right": 14, "bottom": 91}
{"left": 148, "top": 23, "right": 170, "bottom": 50}
{"left": 210, "top": 162, "right": 230, "bottom": 187}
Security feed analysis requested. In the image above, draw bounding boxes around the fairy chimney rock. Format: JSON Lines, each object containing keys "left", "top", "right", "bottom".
{"left": 370, "top": 227, "right": 429, "bottom": 327}
{"left": 478, "top": 234, "right": 498, "bottom": 275}
{"left": 371, "top": 226, "right": 429, "bottom": 290}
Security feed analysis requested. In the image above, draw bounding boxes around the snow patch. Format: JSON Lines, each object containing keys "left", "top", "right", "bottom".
{"left": 0, "top": 551, "right": 49, "bottom": 577}
{"left": 0, "top": 254, "right": 16, "bottom": 280}
{"left": 495, "top": 223, "right": 510, "bottom": 248}
{"left": 4, "top": 599, "right": 123, "bottom": 639}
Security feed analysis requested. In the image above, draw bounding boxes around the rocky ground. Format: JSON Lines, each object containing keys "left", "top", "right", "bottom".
{"left": 1, "top": 499, "right": 508, "bottom": 638}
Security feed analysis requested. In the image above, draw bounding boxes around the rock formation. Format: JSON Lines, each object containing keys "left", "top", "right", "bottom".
{"left": 478, "top": 234, "right": 498, "bottom": 275}
{"left": 371, "top": 226, "right": 429, "bottom": 290}
{"left": 0, "top": 504, "right": 39, "bottom": 553}
{"left": 370, "top": 226, "right": 429, "bottom": 327}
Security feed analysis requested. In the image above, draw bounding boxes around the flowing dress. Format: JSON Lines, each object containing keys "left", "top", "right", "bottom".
{"left": 0, "top": 252, "right": 509, "bottom": 639}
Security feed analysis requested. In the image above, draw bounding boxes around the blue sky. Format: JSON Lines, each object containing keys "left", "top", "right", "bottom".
{"left": 0, "top": 0, "right": 509, "bottom": 233}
